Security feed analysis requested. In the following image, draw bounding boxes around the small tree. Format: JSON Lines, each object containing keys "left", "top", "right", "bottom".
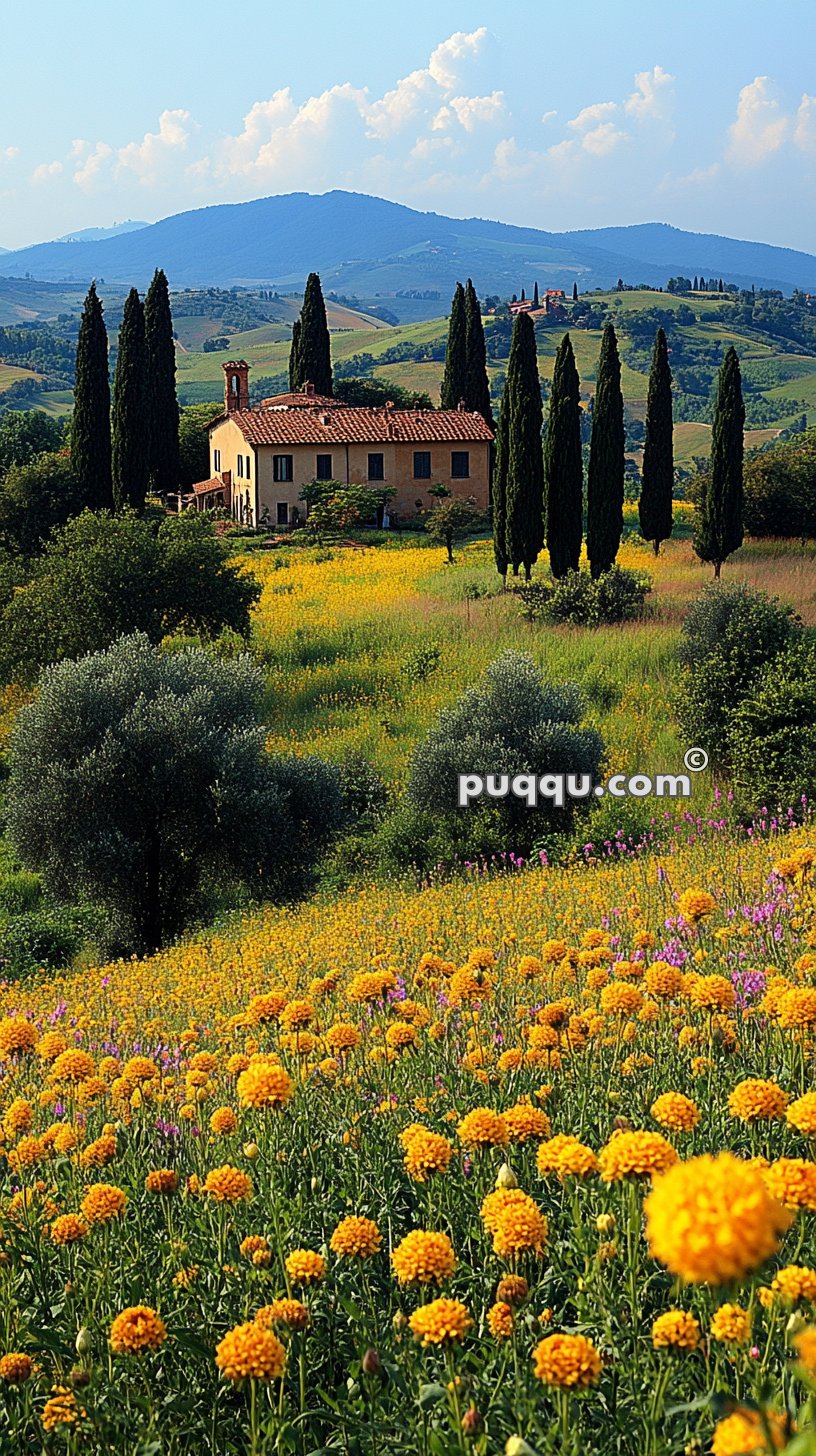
{"left": 6, "top": 635, "right": 344, "bottom": 951}
{"left": 71, "top": 281, "right": 112, "bottom": 511}
{"left": 298, "top": 480, "right": 389, "bottom": 542}
{"left": 112, "top": 287, "right": 148, "bottom": 513}
{"left": 694, "top": 346, "right": 745, "bottom": 577}
{"left": 545, "top": 335, "right": 583, "bottom": 578}
{"left": 424, "top": 494, "right": 480, "bottom": 563}
{"left": 290, "top": 274, "right": 332, "bottom": 396}
{"left": 0, "top": 411, "right": 63, "bottom": 476}
{"left": 144, "top": 268, "right": 180, "bottom": 494}
{"left": 492, "top": 397, "right": 509, "bottom": 582}
{"left": 0, "top": 451, "right": 83, "bottom": 556}
{"left": 639, "top": 328, "right": 674, "bottom": 555}
{"left": 586, "top": 322, "right": 624, "bottom": 578}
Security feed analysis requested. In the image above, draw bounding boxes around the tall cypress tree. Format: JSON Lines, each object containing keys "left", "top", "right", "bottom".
{"left": 694, "top": 346, "right": 745, "bottom": 578}
{"left": 463, "top": 279, "right": 492, "bottom": 427}
{"left": 288, "top": 319, "right": 302, "bottom": 392}
{"left": 492, "top": 395, "right": 509, "bottom": 581}
{"left": 289, "top": 273, "right": 332, "bottom": 396}
{"left": 144, "top": 268, "right": 179, "bottom": 494}
{"left": 440, "top": 283, "right": 468, "bottom": 409}
{"left": 545, "top": 334, "right": 583, "bottom": 578}
{"left": 71, "top": 282, "right": 112, "bottom": 510}
{"left": 112, "top": 288, "right": 148, "bottom": 513}
{"left": 504, "top": 312, "right": 544, "bottom": 580}
{"left": 586, "top": 322, "right": 625, "bottom": 578}
{"left": 639, "top": 327, "right": 674, "bottom": 555}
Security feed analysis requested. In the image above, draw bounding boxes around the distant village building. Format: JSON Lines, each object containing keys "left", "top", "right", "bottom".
{"left": 509, "top": 288, "right": 566, "bottom": 318}
{"left": 192, "top": 362, "right": 493, "bottom": 527}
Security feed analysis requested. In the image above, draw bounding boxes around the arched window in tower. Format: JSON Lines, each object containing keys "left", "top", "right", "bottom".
{"left": 231, "top": 373, "right": 239, "bottom": 396}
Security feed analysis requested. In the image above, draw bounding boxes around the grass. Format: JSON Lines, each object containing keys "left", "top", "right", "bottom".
{"left": 0, "top": 361, "right": 41, "bottom": 392}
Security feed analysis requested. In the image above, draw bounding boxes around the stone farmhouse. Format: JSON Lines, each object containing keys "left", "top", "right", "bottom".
{"left": 192, "top": 362, "right": 493, "bottom": 528}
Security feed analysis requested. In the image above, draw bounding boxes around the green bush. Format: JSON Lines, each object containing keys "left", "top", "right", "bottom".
{"left": 517, "top": 566, "right": 651, "bottom": 627}
{"left": 404, "top": 641, "right": 442, "bottom": 684}
{"left": 743, "top": 431, "right": 816, "bottom": 538}
{"left": 728, "top": 641, "right": 816, "bottom": 813}
{"left": 676, "top": 581, "right": 801, "bottom": 761}
{"left": 0, "top": 869, "right": 42, "bottom": 916}
{"left": 0, "top": 905, "right": 98, "bottom": 979}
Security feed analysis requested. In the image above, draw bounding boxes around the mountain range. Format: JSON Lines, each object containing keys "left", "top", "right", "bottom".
{"left": 2, "top": 191, "right": 815, "bottom": 300}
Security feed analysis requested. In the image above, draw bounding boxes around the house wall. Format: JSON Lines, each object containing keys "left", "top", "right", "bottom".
{"left": 208, "top": 418, "right": 258, "bottom": 524}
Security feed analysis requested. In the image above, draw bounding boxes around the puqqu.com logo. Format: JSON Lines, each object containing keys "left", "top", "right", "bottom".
{"left": 457, "top": 749, "right": 709, "bottom": 808}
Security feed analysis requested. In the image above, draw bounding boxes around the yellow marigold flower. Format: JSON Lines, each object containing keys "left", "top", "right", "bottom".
{"left": 533, "top": 1333, "right": 602, "bottom": 1389}
{"left": 386, "top": 1023, "right": 418, "bottom": 1051}
{"left": 688, "top": 975, "right": 735, "bottom": 1013}
{"left": 651, "top": 1309, "right": 700, "bottom": 1350}
{"left": 3, "top": 1097, "right": 33, "bottom": 1136}
{"left": 542, "top": 939, "right": 569, "bottom": 963}
{"left": 51, "top": 1050, "right": 96, "bottom": 1083}
{"left": 586, "top": 967, "right": 610, "bottom": 991}
{"left": 330, "top": 1215, "right": 381, "bottom": 1259}
{"left": 492, "top": 1194, "right": 548, "bottom": 1258}
{"left": 457, "top": 1107, "right": 508, "bottom": 1149}
{"left": 527, "top": 1024, "right": 558, "bottom": 1051}
{"left": 247, "top": 990, "right": 288, "bottom": 1023}
{"left": 793, "top": 1325, "right": 816, "bottom": 1378}
{"left": 643, "top": 962, "right": 683, "bottom": 999}
{"left": 209, "top": 1106, "right": 239, "bottom": 1135}
{"left": 598, "top": 1130, "right": 677, "bottom": 1183}
{"left": 203, "top": 1166, "right": 252, "bottom": 1203}
{"left": 279, "top": 999, "right": 314, "bottom": 1033}
{"left": 285, "top": 1249, "right": 325, "bottom": 1286}
{"left": 325, "top": 1023, "right": 361, "bottom": 1054}
{"left": 537, "top": 1000, "right": 572, "bottom": 1029}
{"left": 488, "top": 1301, "right": 514, "bottom": 1339}
{"left": 7, "top": 1134, "right": 49, "bottom": 1171}
{"left": 42, "top": 1386, "right": 84, "bottom": 1432}
{"left": 216, "top": 1321, "right": 286, "bottom": 1382}
{"left": 772, "top": 1265, "right": 816, "bottom": 1304}
{"left": 237, "top": 1061, "right": 294, "bottom": 1111}
{"left": 36, "top": 1031, "right": 68, "bottom": 1062}
{"left": 81, "top": 1182, "right": 126, "bottom": 1225}
{"left": 392, "top": 1230, "right": 455, "bottom": 1286}
{"left": 449, "top": 965, "right": 492, "bottom": 1005}
{"left": 409, "top": 1298, "right": 471, "bottom": 1347}
{"left": 501, "top": 1103, "right": 551, "bottom": 1144}
{"left": 536, "top": 1134, "right": 597, "bottom": 1179}
{"left": 711, "top": 1409, "right": 787, "bottom": 1456}
{"left": 787, "top": 1092, "right": 816, "bottom": 1136}
{"left": 109, "top": 1306, "right": 167, "bottom": 1355}
{"left": 255, "top": 1299, "right": 309, "bottom": 1332}
{"left": 645, "top": 1152, "right": 792, "bottom": 1284}
{"left": 0, "top": 1018, "right": 38, "bottom": 1058}
{"left": 145, "top": 1169, "right": 178, "bottom": 1196}
{"left": 650, "top": 1092, "right": 700, "bottom": 1133}
{"left": 346, "top": 971, "right": 396, "bottom": 1004}
{"left": 403, "top": 1128, "right": 453, "bottom": 1182}
{"left": 122, "top": 1056, "right": 159, "bottom": 1083}
{"left": 764, "top": 1157, "right": 816, "bottom": 1212}
{"left": 710, "top": 1303, "right": 751, "bottom": 1345}
{"left": 677, "top": 889, "right": 717, "bottom": 922}
{"left": 778, "top": 988, "right": 816, "bottom": 1029}
{"left": 496, "top": 1275, "right": 529, "bottom": 1305}
{"left": 600, "top": 982, "right": 643, "bottom": 1017}
{"left": 728, "top": 1078, "right": 787, "bottom": 1122}
{"left": 0, "top": 1353, "right": 32, "bottom": 1384}
{"left": 517, "top": 955, "right": 543, "bottom": 981}
{"left": 51, "top": 1214, "right": 87, "bottom": 1246}
{"left": 80, "top": 1133, "right": 117, "bottom": 1168}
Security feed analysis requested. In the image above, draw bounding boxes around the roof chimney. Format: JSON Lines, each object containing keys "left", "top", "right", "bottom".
{"left": 303, "top": 381, "right": 315, "bottom": 397}
{"left": 457, "top": 397, "right": 466, "bottom": 412}
{"left": 223, "top": 361, "right": 250, "bottom": 414}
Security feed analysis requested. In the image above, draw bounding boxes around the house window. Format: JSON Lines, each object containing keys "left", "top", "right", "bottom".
{"left": 245, "top": 455, "right": 251, "bottom": 479}
{"left": 273, "top": 455, "right": 294, "bottom": 482}
{"left": 315, "top": 453, "right": 333, "bottom": 480}
{"left": 236, "top": 455, "right": 244, "bottom": 478}
{"left": 368, "top": 452, "right": 384, "bottom": 481}
{"left": 413, "top": 450, "right": 431, "bottom": 479}
{"left": 451, "top": 450, "right": 470, "bottom": 479}
{"left": 213, "top": 447, "right": 221, "bottom": 472}
{"left": 277, "top": 502, "right": 289, "bottom": 526}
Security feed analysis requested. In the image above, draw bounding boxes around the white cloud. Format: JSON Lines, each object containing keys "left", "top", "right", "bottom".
{"left": 568, "top": 101, "right": 618, "bottom": 130}
{"left": 435, "top": 92, "right": 505, "bottom": 133}
{"left": 74, "top": 141, "right": 113, "bottom": 190}
{"left": 1, "top": 146, "right": 20, "bottom": 162}
{"left": 427, "top": 27, "right": 488, "bottom": 90}
{"left": 727, "top": 76, "right": 788, "bottom": 165}
{"left": 31, "top": 160, "right": 62, "bottom": 184}
{"left": 116, "top": 108, "right": 191, "bottom": 184}
{"left": 794, "top": 94, "right": 816, "bottom": 155}
{"left": 488, "top": 136, "right": 545, "bottom": 183}
{"left": 625, "top": 65, "right": 675, "bottom": 125}
{"left": 581, "top": 122, "right": 626, "bottom": 156}
{"left": 659, "top": 162, "right": 721, "bottom": 192}
{"left": 540, "top": 110, "right": 557, "bottom": 125}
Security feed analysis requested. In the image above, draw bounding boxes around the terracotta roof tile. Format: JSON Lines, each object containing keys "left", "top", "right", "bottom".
{"left": 192, "top": 477, "right": 226, "bottom": 495}
{"left": 221, "top": 405, "right": 493, "bottom": 447}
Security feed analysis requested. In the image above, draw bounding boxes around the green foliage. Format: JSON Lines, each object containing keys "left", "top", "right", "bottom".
{"left": 464, "top": 279, "right": 493, "bottom": 427}
{"left": 587, "top": 322, "right": 625, "bottom": 578}
{"left": 0, "top": 903, "right": 100, "bottom": 980}
{"left": 0, "top": 450, "right": 84, "bottom": 556}
{"left": 178, "top": 403, "right": 218, "bottom": 488}
{"left": 288, "top": 317, "right": 301, "bottom": 392}
{"left": 333, "top": 377, "right": 433, "bottom": 409}
{"left": 639, "top": 327, "right": 674, "bottom": 553}
{"left": 0, "top": 410, "right": 64, "bottom": 476}
{"left": 403, "top": 641, "right": 442, "bottom": 684}
{"left": 517, "top": 566, "right": 651, "bottom": 627}
{"left": 694, "top": 346, "right": 745, "bottom": 575}
{"left": 440, "top": 283, "right": 467, "bottom": 410}
{"left": 112, "top": 287, "right": 149, "bottom": 512}
{"left": 6, "top": 634, "right": 344, "bottom": 951}
{"left": 290, "top": 273, "right": 332, "bottom": 397}
{"left": 144, "top": 268, "right": 180, "bottom": 494}
{"left": 545, "top": 334, "right": 583, "bottom": 578}
{"left": 492, "top": 396, "right": 509, "bottom": 578}
{"left": 403, "top": 649, "right": 604, "bottom": 861}
{"left": 71, "top": 282, "right": 112, "bottom": 510}
{"left": 676, "top": 581, "right": 801, "bottom": 762}
{"left": 424, "top": 495, "right": 481, "bottom": 563}
{"left": 298, "top": 480, "right": 387, "bottom": 541}
{"left": 729, "top": 641, "right": 816, "bottom": 814}
{"left": 0, "top": 510, "right": 260, "bottom": 683}
{"left": 743, "top": 430, "right": 816, "bottom": 537}
{"left": 504, "top": 311, "right": 544, "bottom": 578}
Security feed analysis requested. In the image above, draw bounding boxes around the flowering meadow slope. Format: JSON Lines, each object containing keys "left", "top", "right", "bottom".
{"left": 1, "top": 830, "right": 816, "bottom": 1452}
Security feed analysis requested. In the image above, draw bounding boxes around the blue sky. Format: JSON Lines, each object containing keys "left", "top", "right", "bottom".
{"left": 2, "top": 0, "right": 815, "bottom": 251}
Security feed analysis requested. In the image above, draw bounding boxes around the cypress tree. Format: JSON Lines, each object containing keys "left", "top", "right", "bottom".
{"left": 463, "top": 279, "right": 492, "bottom": 427}
{"left": 533, "top": 280, "right": 540, "bottom": 307}
{"left": 492, "top": 395, "right": 509, "bottom": 581}
{"left": 291, "top": 273, "right": 332, "bottom": 395}
{"left": 694, "top": 346, "right": 745, "bottom": 578}
{"left": 572, "top": 281, "right": 578, "bottom": 302}
{"left": 144, "top": 268, "right": 179, "bottom": 494}
{"left": 440, "top": 283, "right": 468, "bottom": 409}
{"left": 288, "top": 319, "right": 301, "bottom": 392}
{"left": 545, "top": 334, "right": 583, "bottom": 578}
{"left": 586, "top": 322, "right": 625, "bottom": 578}
{"left": 639, "top": 327, "right": 674, "bottom": 555}
{"left": 504, "top": 312, "right": 544, "bottom": 580}
{"left": 71, "top": 281, "right": 112, "bottom": 510}
{"left": 112, "top": 288, "right": 149, "bottom": 513}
